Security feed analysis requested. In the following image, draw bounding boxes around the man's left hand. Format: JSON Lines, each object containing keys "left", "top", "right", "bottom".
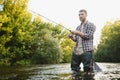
{"left": 70, "top": 30, "right": 80, "bottom": 35}
{"left": 70, "top": 30, "right": 84, "bottom": 38}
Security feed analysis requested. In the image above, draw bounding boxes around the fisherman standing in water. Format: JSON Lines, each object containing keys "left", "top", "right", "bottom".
{"left": 69, "top": 9, "right": 96, "bottom": 78}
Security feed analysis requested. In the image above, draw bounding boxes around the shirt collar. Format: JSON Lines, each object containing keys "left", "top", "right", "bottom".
{"left": 81, "top": 20, "right": 88, "bottom": 26}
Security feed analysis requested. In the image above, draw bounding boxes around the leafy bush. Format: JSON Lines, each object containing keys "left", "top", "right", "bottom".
{"left": 94, "top": 20, "right": 120, "bottom": 62}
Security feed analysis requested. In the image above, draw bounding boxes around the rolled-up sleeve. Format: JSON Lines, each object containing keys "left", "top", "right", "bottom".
{"left": 83, "top": 23, "right": 96, "bottom": 40}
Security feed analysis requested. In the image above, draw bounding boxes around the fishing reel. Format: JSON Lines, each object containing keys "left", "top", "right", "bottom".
{"left": 68, "top": 34, "right": 74, "bottom": 38}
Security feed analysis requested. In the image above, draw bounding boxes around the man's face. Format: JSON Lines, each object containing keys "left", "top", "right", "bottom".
{"left": 79, "top": 12, "right": 87, "bottom": 22}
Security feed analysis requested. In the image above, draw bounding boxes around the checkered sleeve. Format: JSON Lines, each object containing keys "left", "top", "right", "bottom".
{"left": 83, "top": 23, "right": 96, "bottom": 40}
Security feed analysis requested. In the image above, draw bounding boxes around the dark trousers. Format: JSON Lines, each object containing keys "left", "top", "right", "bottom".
{"left": 71, "top": 51, "right": 93, "bottom": 72}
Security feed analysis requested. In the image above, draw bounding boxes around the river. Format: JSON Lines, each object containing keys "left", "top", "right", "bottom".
{"left": 0, "top": 63, "right": 120, "bottom": 80}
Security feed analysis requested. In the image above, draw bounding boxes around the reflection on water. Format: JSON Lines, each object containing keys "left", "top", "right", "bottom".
{"left": 71, "top": 72, "right": 95, "bottom": 80}
{"left": 0, "top": 63, "right": 120, "bottom": 80}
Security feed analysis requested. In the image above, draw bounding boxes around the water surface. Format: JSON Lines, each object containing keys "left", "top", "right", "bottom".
{"left": 0, "top": 63, "right": 120, "bottom": 80}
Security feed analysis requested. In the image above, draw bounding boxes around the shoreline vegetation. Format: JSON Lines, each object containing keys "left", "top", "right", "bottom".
{"left": 0, "top": 0, "right": 120, "bottom": 66}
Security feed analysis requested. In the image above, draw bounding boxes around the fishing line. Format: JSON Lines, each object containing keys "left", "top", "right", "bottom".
{"left": 29, "top": 10, "right": 71, "bottom": 31}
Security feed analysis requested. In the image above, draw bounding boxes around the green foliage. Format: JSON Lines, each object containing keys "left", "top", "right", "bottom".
{"left": 15, "top": 59, "right": 31, "bottom": 65}
{"left": 0, "top": 0, "right": 34, "bottom": 65}
{"left": 61, "top": 34, "right": 75, "bottom": 63}
{"left": 94, "top": 20, "right": 120, "bottom": 62}
{"left": 31, "top": 21, "right": 63, "bottom": 64}
{"left": 0, "top": 0, "right": 75, "bottom": 65}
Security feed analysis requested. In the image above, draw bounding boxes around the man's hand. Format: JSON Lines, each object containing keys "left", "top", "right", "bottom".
{"left": 68, "top": 34, "right": 76, "bottom": 42}
{"left": 70, "top": 30, "right": 84, "bottom": 38}
{"left": 68, "top": 34, "right": 73, "bottom": 38}
{"left": 70, "top": 30, "right": 80, "bottom": 35}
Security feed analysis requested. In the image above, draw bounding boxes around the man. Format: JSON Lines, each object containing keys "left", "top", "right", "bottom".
{"left": 69, "top": 9, "right": 96, "bottom": 77}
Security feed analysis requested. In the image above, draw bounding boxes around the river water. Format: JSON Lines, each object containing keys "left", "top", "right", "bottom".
{"left": 0, "top": 63, "right": 120, "bottom": 80}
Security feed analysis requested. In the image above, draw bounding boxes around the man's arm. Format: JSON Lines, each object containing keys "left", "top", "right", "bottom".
{"left": 70, "top": 31, "right": 84, "bottom": 38}
{"left": 70, "top": 23, "right": 96, "bottom": 40}
{"left": 82, "top": 23, "right": 96, "bottom": 39}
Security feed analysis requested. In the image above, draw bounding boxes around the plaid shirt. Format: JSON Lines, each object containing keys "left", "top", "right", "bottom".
{"left": 73, "top": 21, "right": 96, "bottom": 53}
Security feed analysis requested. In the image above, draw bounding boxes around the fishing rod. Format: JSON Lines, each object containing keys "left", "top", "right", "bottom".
{"left": 29, "top": 10, "right": 71, "bottom": 31}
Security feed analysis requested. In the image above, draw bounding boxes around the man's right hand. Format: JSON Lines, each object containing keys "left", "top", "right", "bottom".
{"left": 68, "top": 34, "right": 76, "bottom": 42}
{"left": 68, "top": 34, "right": 73, "bottom": 38}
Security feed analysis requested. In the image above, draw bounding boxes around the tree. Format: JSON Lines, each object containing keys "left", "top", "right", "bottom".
{"left": 94, "top": 20, "right": 120, "bottom": 62}
{"left": 31, "top": 17, "right": 63, "bottom": 64}
{"left": 0, "top": 0, "right": 33, "bottom": 65}
{"left": 0, "top": 0, "right": 75, "bottom": 65}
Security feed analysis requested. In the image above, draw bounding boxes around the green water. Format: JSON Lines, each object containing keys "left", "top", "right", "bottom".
{"left": 0, "top": 63, "right": 120, "bottom": 80}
